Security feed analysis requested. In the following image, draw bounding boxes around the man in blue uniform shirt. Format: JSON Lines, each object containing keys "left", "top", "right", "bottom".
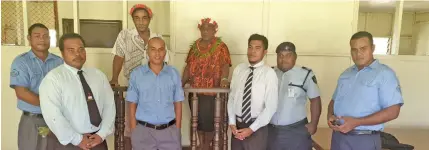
{"left": 10, "top": 23, "right": 63, "bottom": 150}
{"left": 268, "top": 42, "right": 322, "bottom": 150}
{"left": 327, "top": 31, "right": 403, "bottom": 150}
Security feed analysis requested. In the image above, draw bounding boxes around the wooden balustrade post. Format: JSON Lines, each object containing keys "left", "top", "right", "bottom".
{"left": 213, "top": 93, "right": 222, "bottom": 150}
{"left": 191, "top": 92, "right": 199, "bottom": 150}
{"left": 114, "top": 88, "right": 125, "bottom": 150}
{"left": 223, "top": 93, "right": 228, "bottom": 150}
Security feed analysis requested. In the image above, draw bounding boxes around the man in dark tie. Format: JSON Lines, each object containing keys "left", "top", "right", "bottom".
{"left": 227, "top": 34, "right": 278, "bottom": 150}
{"left": 39, "top": 33, "right": 116, "bottom": 150}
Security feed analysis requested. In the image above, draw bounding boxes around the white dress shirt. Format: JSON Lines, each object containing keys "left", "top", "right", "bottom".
{"left": 39, "top": 63, "right": 116, "bottom": 146}
{"left": 270, "top": 66, "right": 320, "bottom": 125}
{"left": 227, "top": 61, "right": 278, "bottom": 131}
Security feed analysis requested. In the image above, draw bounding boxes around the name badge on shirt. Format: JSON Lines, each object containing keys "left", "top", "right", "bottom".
{"left": 288, "top": 88, "right": 295, "bottom": 97}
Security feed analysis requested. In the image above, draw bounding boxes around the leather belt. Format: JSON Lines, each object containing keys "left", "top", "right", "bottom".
{"left": 23, "top": 111, "right": 43, "bottom": 118}
{"left": 347, "top": 130, "right": 380, "bottom": 135}
{"left": 138, "top": 119, "right": 176, "bottom": 130}
{"left": 270, "top": 117, "right": 308, "bottom": 129}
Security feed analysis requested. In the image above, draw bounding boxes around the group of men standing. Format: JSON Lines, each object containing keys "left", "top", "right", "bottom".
{"left": 10, "top": 3, "right": 403, "bottom": 150}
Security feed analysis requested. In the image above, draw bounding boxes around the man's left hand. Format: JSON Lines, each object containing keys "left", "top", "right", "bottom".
{"left": 235, "top": 128, "right": 253, "bottom": 140}
{"left": 220, "top": 79, "right": 229, "bottom": 88}
{"left": 337, "top": 116, "right": 360, "bottom": 133}
{"left": 88, "top": 134, "right": 103, "bottom": 148}
{"left": 305, "top": 122, "right": 318, "bottom": 135}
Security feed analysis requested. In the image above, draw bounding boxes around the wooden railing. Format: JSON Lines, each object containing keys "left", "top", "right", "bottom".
{"left": 185, "top": 88, "right": 230, "bottom": 150}
{"left": 112, "top": 86, "right": 324, "bottom": 150}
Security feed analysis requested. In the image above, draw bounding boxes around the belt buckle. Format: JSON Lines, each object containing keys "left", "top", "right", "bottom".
{"left": 237, "top": 118, "right": 242, "bottom": 122}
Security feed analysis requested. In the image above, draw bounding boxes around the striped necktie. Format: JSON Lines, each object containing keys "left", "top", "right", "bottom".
{"left": 242, "top": 66, "right": 254, "bottom": 123}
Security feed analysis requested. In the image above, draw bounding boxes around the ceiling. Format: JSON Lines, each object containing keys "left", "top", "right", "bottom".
{"left": 359, "top": 0, "right": 429, "bottom": 12}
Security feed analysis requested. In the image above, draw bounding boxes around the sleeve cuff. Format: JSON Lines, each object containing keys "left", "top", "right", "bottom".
{"left": 249, "top": 123, "right": 260, "bottom": 132}
{"left": 96, "top": 132, "right": 107, "bottom": 141}
{"left": 229, "top": 116, "right": 236, "bottom": 125}
{"left": 125, "top": 93, "right": 138, "bottom": 103}
{"left": 71, "top": 134, "right": 83, "bottom": 146}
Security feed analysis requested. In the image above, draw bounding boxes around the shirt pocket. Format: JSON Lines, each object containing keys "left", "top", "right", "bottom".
{"left": 358, "top": 78, "right": 378, "bottom": 99}
{"left": 30, "top": 72, "right": 42, "bottom": 91}
{"left": 335, "top": 77, "right": 352, "bottom": 101}
{"left": 139, "top": 81, "right": 154, "bottom": 103}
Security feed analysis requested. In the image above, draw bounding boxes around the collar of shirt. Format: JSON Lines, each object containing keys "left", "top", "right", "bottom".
{"left": 141, "top": 63, "right": 169, "bottom": 75}
{"left": 352, "top": 59, "right": 380, "bottom": 71}
{"left": 248, "top": 61, "right": 265, "bottom": 69}
{"left": 28, "top": 50, "right": 56, "bottom": 62}
{"left": 273, "top": 66, "right": 299, "bottom": 74}
{"left": 130, "top": 28, "right": 160, "bottom": 44}
{"left": 63, "top": 62, "right": 88, "bottom": 75}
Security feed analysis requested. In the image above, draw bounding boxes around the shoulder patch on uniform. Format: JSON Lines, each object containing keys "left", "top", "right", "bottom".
{"left": 312, "top": 75, "right": 317, "bottom": 84}
{"left": 11, "top": 69, "right": 19, "bottom": 77}
{"left": 302, "top": 66, "right": 312, "bottom": 71}
{"left": 397, "top": 85, "right": 401, "bottom": 94}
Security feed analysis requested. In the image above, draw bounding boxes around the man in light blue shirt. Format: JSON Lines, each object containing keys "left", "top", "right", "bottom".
{"left": 268, "top": 42, "right": 322, "bottom": 150}
{"left": 126, "top": 37, "right": 184, "bottom": 150}
{"left": 327, "top": 31, "right": 403, "bottom": 150}
{"left": 10, "top": 23, "right": 63, "bottom": 150}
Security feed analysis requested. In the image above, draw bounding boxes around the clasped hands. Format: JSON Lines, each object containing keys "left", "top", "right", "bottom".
{"left": 229, "top": 125, "right": 253, "bottom": 140}
{"left": 327, "top": 115, "right": 360, "bottom": 134}
{"left": 78, "top": 134, "right": 103, "bottom": 150}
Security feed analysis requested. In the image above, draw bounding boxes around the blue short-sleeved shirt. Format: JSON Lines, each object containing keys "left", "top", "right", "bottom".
{"left": 10, "top": 50, "right": 63, "bottom": 114}
{"left": 332, "top": 60, "right": 403, "bottom": 131}
{"left": 126, "top": 64, "right": 184, "bottom": 125}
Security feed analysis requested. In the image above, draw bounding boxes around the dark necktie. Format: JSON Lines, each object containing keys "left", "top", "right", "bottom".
{"left": 77, "top": 70, "right": 102, "bottom": 127}
{"left": 242, "top": 66, "right": 254, "bottom": 123}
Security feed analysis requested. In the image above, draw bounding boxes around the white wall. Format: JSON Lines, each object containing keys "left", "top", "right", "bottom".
{"left": 3, "top": 1, "right": 429, "bottom": 149}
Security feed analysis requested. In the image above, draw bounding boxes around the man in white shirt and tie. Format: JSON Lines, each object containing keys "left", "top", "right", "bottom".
{"left": 227, "top": 34, "right": 278, "bottom": 150}
{"left": 39, "top": 33, "right": 116, "bottom": 150}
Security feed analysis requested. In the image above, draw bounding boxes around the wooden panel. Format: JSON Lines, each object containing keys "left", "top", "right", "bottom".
{"left": 79, "top": 19, "right": 122, "bottom": 48}
{"left": 358, "top": 12, "right": 367, "bottom": 31}
{"left": 398, "top": 37, "right": 413, "bottom": 55}
{"left": 366, "top": 13, "right": 393, "bottom": 37}
{"left": 401, "top": 12, "right": 414, "bottom": 36}
{"left": 416, "top": 12, "right": 429, "bottom": 23}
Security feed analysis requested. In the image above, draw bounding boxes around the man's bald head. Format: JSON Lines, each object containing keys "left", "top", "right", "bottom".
{"left": 148, "top": 37, "right": 165, "bottom": 48}
{"left": 147, "top": 37, "right": 166, "bottom": 65}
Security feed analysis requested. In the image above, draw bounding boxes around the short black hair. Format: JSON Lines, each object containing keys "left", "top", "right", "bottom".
{"left": 132, "top": 8, "right": 150, "bottom": 18}
{"left": 28, "top": 23, "right": 48, "bottom": 35}
{"left": 350, "top": 31, "right": 373, "bottom": 45}
{"left": 59, "top": 33, "right": 86, "bottom": 51}
{"left": 248, "top": 34, "right": 268, "bottom": 50}
{"left": 276, "top": 42, "right": 296, "bottom": 54}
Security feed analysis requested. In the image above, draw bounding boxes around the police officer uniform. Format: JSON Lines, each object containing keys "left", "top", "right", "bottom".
{"left": 267, "top": 42, "right": 321, "bottom": 150}
{"left": 268, "top": 66, "right": 320, "bottom": 150}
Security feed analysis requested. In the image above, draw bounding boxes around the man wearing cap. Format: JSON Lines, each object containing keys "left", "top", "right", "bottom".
{"left": 328, "top": 31, "right": 403, "bottom": 150}
{"left": 267, "top": 42, "right": 322, "bottom": 150}
{"left": 110, "top": 4, "right": 171, "bottom": 142}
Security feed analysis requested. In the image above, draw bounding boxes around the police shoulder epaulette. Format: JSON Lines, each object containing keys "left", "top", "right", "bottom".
{"left": 302, "top": 66, "right": 312, "bottom": 71}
